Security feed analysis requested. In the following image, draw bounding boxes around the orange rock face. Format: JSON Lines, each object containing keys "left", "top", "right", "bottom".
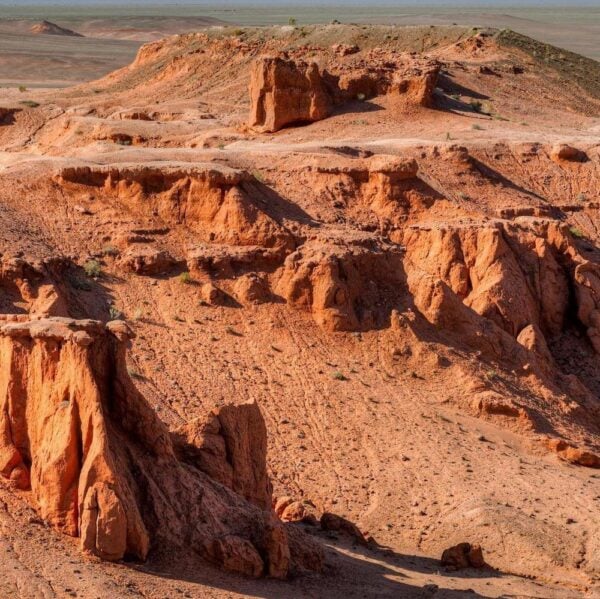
{"left": 275, "top": 232, "right": 403, "bottom": 331}
{"left": 248, "top": 57, "right": 333, "bottom": 133}
{"left": 172, "top": 401, "right": 272, "bottom": 510}
{"left": 0, "top": 317, "right": 321, "bottom": 576}
{"left": 0, "top": 255, "right": 70, "bottom": 317}
{"left": 248, "top": 53, "right": 439, "bottom": 132}
{"left": 56, "top": 164, "right": 294, "bottom": 251}
{"left": 403, "top": 219, "right": 600, "bottom": 359}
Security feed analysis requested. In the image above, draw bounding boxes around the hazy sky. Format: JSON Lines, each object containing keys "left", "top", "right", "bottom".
{"left": 0, "top": 0, "right": 597, "bottom": 5}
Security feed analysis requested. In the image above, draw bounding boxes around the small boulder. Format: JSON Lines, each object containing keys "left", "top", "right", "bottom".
{"left": 233, "top": 273, "right": 271, "bottom": 304}
{"left": 201, "top": 282, "right": 226, "bottom": 306}
{"left": 320, "top": 512, "right": 367, "bottom": 545}
{"left": 550, "top": 144, "right": 587, "bottom": 163}
{"left": 331, "top": 43, "right": 359, "bottom": 56}
{"left": 441, "top": 543, "right": 486, "bottom": 570}
{"left": 274, "top": 496, "right": 294, "bottom": 517}
{"left": 205, "top": 535, "right": 264, "bottom": 578}
{"left": 119, "top": 247, "right": 175, "bottom": 276}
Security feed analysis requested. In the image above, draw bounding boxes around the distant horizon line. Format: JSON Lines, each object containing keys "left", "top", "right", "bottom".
{"left": 1, "top": 0, "right": 598, "bottom": 6}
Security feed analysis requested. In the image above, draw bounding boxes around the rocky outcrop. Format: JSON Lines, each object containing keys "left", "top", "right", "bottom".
{"left": 0, "top": 255, "right": 69, "bottom": 317}
{"left": 545, "top": 438, "right": 600, "bottom": 468}
{"left": 320, "top": 512, "right": 368, "bottom": 545}
{"left": 274, "top": 232, "right": 404, "bottom": 331}
{"left": 56, "top": 164, "right": 294, "bottom": 251}
{"left": 310, "top": 154, "right": 434, "bottom": 224}
{"left": 187, "top": 243, "right": 285, "bottom": 278}
{"left": 172, "top": 402, "right": 272, "bottom": 510}
{"left": 0, "top": 107, "right": 20, "bottom": 126}
{"left": 118, "top": 247, "right": 176, "bottom": 275}
{"left": 403, "top": 219, "right": 600, "bottom": 357}
{"left": 248, "top": 57, "right": 333, "bottom": 132}
{"left": 0, "top": 317, "right": 321, "bottom": 576}
{"left": 332, "top": 51, "right": 440, "bottom": 108}
{"left": 274, "top": 496, "right": 318, "bottom": 524}
{"left": 30, "top": 21, "right": 83, "bottom": 37}
{"left": 550, "top": 144, "right": 587, "bottom": 163}
{"left": 233, "top": 273, "right": 271, "bottom": 304}
{"left": 248, "top": 54, "right": 439, "bottom": 132}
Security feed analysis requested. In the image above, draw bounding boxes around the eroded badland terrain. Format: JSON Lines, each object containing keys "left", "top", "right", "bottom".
{"left": 0, "top": 23, "right": 599, "bottom": 599}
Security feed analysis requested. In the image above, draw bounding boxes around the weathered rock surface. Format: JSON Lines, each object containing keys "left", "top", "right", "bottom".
{"left": 249, "top": 53, "right": 439, "bottom": 132}
{"left": 187, "top": 244, "right": 284, "bottom": 277}
{"left": 0, "top": 255, "right": 70, "bottom": 317}
{"left": 172, "top": 401, "right": 272, "bottom": 510}
{"left": 56, "top": 164, "right": 294, "bottom": 250}
{"left": 550, "top": 144, "right": 587, "bottom": 163}
{"left": 320, "top": 512, "right": 368, "bottom": 545}
{"left": 0, "top": 317, "right": 322, "bottom": 576}
{"left": 546, "top": 438, "right": 600, "bottom": 468}
{"left": 248, "top": 57, "right": 333, "bottom": 132}
{"left": 118, "top": 246, "right": 176, "bottom": 275}
{"left": 403, "top": 219, "right": 600, "bottom": 357}
{"left": 274, "top": 232, "right": 403, "bottom": 331}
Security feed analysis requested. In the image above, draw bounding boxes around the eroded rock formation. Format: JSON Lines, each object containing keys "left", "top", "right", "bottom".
{"left": 441, "top": 543, "right": 486, "bottom": 571}
{"left": 0, "top": 255, "right": 69, "bottom": 317}
{"left": 172, "top": 402, "right": 272, "bottom": 510}
{"left": 402, "top": 219, "right": 600, "bottom": 358}
{"left": 56, "top": 164, "right": 294, "bottom": 251}
{"left": 274, "top": 232, "right": 404, "bottom": 331}
{"left": 248, "top": 57, "right": 333, "bottom": 133}
{"left": 249, "top": 54, "right": 439, "bottom": 132}
{"left": 0, "top": 317, "right": 321, "bottom": 576}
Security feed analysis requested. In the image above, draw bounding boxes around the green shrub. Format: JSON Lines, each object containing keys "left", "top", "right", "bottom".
{"left": 108, "top": 305, "right": 122, "bottom": 320}
{"left": 83, "top": 259, "right": 102, "bottom": 278}
{"left": 570, "top": 226, "right": 585, "bottom": 239}
{"left": 179, "top": 271, "right": 192, "bottom": 284}
{"left": 470, "top": 100, "right": 483, "bottom": 113}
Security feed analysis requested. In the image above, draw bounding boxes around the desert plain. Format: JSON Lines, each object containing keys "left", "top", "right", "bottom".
{"left": 0, "top": 7, "right": 599, "bottom": 599}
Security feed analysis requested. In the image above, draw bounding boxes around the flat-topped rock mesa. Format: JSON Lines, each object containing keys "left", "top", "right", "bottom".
{"left": 55, "top": 163, "right": 295, "bottom": 251}
{"left": 30, "top": 20, "right": 83, "bottom": 37}
{"left": 249, "top": 53, "right": 440, "bottom": 132}
{"left": 0, "top": 317, "right": 322, "bottom": 576}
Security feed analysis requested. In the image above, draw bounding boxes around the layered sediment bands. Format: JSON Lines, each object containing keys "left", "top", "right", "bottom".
{"left": 309, "top": 155, "right": 442, "bottom": 224}
{"left": 332, "top": 50, "right": 440, "bottom": 108}
{"left": 248, "top": 54, "right": 439, "bottom": 132}
{"left": 275, "top": 232, "right": 404, "bottom": 331}
{"left": 0, "top": 317, "right": 318, "bottom": 577}
{"left": 55, "top": 163, "right": 294, "bottom": 250}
